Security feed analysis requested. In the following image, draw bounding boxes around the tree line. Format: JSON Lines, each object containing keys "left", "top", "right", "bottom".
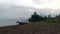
{"left": 28, "top": 12, "right": 60, "bottom": 22}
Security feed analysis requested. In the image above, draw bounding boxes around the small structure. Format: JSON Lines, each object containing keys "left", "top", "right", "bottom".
{"left": 16, "top": 21, "right": 30, "bottom": 25}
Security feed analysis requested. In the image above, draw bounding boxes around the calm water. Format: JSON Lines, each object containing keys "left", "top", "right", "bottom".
{"left": 0, "top": 19, "right": 18, "bottom": 27}
{"left": 0, "top": 18, "right": 28, "bottom": 27}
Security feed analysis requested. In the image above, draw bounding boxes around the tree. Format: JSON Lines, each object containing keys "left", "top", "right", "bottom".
{"left": 48, "top": 15, "right": 51, "bottom": 18}
{"left": 28, "top": 12, "right": 42, "bottom": 22}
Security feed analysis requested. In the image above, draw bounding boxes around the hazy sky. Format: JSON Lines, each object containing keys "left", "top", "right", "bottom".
{"left": 0, "top": 0, "right": 60, "bottom": 9}
{"left": 0, "top": 0, "right": 60, "bottom": 19}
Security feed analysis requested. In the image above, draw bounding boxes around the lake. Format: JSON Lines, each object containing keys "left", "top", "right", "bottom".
{"left": 0, "top": 18, "right": 28, "bottom": 27}
{"left": 0, "top": 19, "right": 17, "bottom": 27}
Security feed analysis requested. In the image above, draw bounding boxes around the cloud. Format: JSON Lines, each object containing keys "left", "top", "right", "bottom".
{"left": 32, "top": 0, "right": 48, "bottom": 4}
{"left": 0, "top": 0, "right": 60, "bottom": 9}
{"left": 32, "top": 0, "right": 60, "bottom": 9}
{"left": 0, "top": 0, "right": 15, "bottom": 5}
{"left": 0, "top": 0, "right": 60, "bottom": 19}
{"left": 0, "top": 5, "right": 60, "bottom": 19}
{"left": 0, "top": 0, "right": 34, "bottom": 7}
{"left": 0, "top": 5, "right": 34, "bottom": 19}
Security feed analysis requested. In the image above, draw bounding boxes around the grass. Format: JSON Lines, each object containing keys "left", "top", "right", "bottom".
{"left": 0, "top": 21, "right": 60, "bottom": 34}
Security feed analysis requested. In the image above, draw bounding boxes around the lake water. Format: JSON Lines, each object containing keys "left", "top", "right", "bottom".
{"left": 0, "top": 19, "right": 18, "bottom": 27}
{"left": 0, "top": 18, "right": 28, "bottom": 27}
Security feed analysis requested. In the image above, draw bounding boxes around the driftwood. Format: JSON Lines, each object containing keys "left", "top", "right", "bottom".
{"left": 16, "top": 21, "right": 30, "bottom": 25}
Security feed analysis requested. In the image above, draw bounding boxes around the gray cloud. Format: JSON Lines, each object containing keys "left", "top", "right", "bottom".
{"left": 32, "top": 0, "right": 47, "bottom": 4}
{"left": 0, "top": 4, "right": 60, "bottom": 19}
{"left": 32, "top": 0, "right": 41, "bottom": 4}
{"left": 32, "top": 0, "right": 52, "bottom": 4}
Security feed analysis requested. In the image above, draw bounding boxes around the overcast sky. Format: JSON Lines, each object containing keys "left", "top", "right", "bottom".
{"left": 0, "top": 0, "right": 60, "bottom": 19}
{"left": 0, "top": 0, "right": 60, "bottom": 9}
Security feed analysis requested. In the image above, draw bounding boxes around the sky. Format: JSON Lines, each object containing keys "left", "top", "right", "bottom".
{"left": 0, "top": 0, "right": 60, "bottom": 9}
{"left": 0, "top": 0, "right": 60, "bottom": 19}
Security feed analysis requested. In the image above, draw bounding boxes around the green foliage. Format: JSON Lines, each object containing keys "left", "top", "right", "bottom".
{"left": 28, "top": 12, "right": 43, "bottom": 22}
{"left": 28, "top": 12, "right": 60, "bottom": 23}
{"left": 54, "top": 14, "right": 60, "bottom": 23}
